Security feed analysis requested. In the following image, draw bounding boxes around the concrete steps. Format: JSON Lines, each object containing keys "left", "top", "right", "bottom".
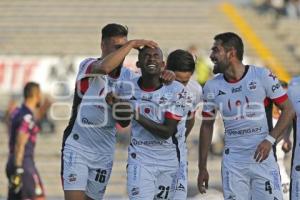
{"left": 239, "top": 6, "right": 300, "bottom": 76}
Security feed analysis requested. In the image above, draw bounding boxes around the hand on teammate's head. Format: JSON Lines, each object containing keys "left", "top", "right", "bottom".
{"left": 160, "top": 70, "right": 176, "bottom": 85}
{"left": 130, "top": 39, "right": 158, "bottom": 50}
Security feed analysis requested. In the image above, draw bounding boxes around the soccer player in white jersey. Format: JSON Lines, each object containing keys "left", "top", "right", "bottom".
{"left": 166, "top": 49, "right": 202, "bottom": 199}
{"left": 197, "top": 32, "right": 295, "bottom": 200}
{"left": 288, "top": 76, "right": 300, "bottom": 200}
{"left": 61, "top": 23, "right": 158, "bottom": 200}
{"left": 110, "top": 46, "right": 189, "bottom": 199}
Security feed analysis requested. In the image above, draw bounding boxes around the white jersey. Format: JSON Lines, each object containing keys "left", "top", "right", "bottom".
{"left": 288, "top": 76, "right": 300, "bottom": 179}
{"left": 186, "top": 79, "right": 203, "bottom": 113}
{"left": 127, "top": 78, "right": 189, "bottom": 167}
{"left": 202, "top": 65, "right": 287, "bottom": 162}
{"left": 178, "top": 79, "right": 202, "bottom": 160}
{"left": 64, "top": 58, "right": 137, "bottom": 163}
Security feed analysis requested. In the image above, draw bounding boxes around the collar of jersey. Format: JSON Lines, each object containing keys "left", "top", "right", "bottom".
{"left": 223, "top": 65, "right": 249, "bottom": 84}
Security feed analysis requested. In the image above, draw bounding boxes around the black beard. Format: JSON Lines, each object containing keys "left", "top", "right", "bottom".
{"left": 213, "top": 66, "right": 221, "bottom": 74}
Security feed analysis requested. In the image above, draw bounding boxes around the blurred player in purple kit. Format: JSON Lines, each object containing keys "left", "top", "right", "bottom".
{"left": 6, "top": 82, "right": 45, "bottom": 200}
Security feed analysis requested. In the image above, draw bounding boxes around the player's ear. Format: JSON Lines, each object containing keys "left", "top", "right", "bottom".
{"left": 230, "top": 48, "right": 236, "bottom": 59}
{"left": 101, "top": 40, "right": 105, "bottom": 52}
{"left": 136, "top": 61, "right": 141, "bottom": 69}
{"left": 161, "top": 61, "right": 166, "bottom": 70}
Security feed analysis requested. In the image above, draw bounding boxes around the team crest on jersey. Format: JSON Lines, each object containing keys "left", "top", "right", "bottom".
{"left": 247, "top": 81, "right": 257, "bottom": 91}
{"left": 24, "top": 114, "right": 35, "bottom": 129}
{"left": 159, "top": 96, "right": 168, "bottom": 104}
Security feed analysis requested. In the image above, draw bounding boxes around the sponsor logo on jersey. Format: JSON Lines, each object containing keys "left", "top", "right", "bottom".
{"left": 131, "top": 187, "right": 140, "bottom": 196}
{"left": 207, "top": 92, "right": 215, "bottom": 99}
{"left": 269, "top": 72, "right": 277, "bottom": 81}
{"left": 176, "top": 183, "right": 186, "bottom": 192}
{"left": 235, "top": 100, "right": 241, "bottom": 106}
{"left": 272, "top": 83, "right": 280, "bottom": 92}
{"left": 144, "top": 107, "right": 151, "bottom": 114}
{"left": 217, "top": 90, "right": 226, "bottom": 96}
{"left": 73, "top": 134, "right": 79, "bottom": 140}
{"left": 68, "top": 173, "right": 77, "bottom": 183}
{"left": 271, "top": 170, "right": 281, "bottom": 190}
{"left": 232, "top": 85, "right": 242, "bottom": 93}
{"left": 225, "top": 127, "right": 262, "bottom": 136}
{"left": 131, "top": 138, "right": 167, "bottom": 146}
{"left": 227, "top": 195, "right": 236, "bottom": 200}
{"left": 99, "top": 186, "right": 107, "bottom": 194}
{"left": 81, "top": 117, "right": 94, "bottom": 125}
{"left": 141, "top": 95, "right": 152, "bottom": 101}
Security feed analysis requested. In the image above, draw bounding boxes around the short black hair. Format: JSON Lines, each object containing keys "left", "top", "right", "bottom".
{"left": 101, "top": 23, "right": 128, "bottom": 40}
{"left": 138, "top": 46, "right": 163, "bottom": 61}
{"left": 214, "top": 32, "right": 244, "bottom": 61}
{"left": 23, "top": 82, "right": 39, "bottom": 99}
{"left": 166, "top": 49, "right": 195, "bottom": 73}
{"left": 279, "top": 80, "right": 288, "bottom": 88}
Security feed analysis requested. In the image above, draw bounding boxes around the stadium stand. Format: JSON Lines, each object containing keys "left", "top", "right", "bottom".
{"left": 0, "top": 0, "right": 298, "bottom": 199}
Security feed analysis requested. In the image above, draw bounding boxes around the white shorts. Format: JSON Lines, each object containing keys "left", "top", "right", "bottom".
{"left": 62, "top": 148, "right": 113, "bottom": 200}
{"left": 222, "top": 152, "right": 283, "bottom": 200}
{"left": 173, "top": 161, "right": 188, "bottom": 200}
{"left": 290, "top": 151, "right": 300, "bottom": 200}
{"left": 127, "top": 160, "right": 178, "bottom": 200}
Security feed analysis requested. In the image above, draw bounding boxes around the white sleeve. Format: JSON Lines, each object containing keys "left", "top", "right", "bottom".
{"left": 202, "top": 82, "right": 217, "bottom": 117}
{"left": 165, "top": 87, "right": 189, "bottom": 121}
{"left": 76, "top": 58, "right": 97, "bottom": 81}
{"left": 260, "top": 68, "right": 288, "bottom": 104}
{"left": 192, "top": 84, "right": 203, "bottom": 113}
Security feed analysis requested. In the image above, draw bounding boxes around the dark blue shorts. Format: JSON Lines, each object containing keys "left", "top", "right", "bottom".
{"left": 6, "top": 158, "right": 45, "bottom": 200}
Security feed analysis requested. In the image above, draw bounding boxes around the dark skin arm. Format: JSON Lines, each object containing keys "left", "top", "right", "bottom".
{"left": 113, "top": 102, "right": 133, "bottom": 128}
{"left": 134, "top": 111, "right": 179, "bottom": 140}
{"left": 106, "top": 92, "right": 132, "bottom": 128}
{"left": 197, "top": 117, "right": 215, "bottom": 194}
{"left": 254, "top": 99, "right": 295, "bottom": 162}
{"left": 109, "top": 94, "right": 179, "bottom": 139}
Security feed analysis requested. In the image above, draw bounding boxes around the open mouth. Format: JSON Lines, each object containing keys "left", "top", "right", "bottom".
{"left": 146, "top": 64, "right": 157, "bottom": 69}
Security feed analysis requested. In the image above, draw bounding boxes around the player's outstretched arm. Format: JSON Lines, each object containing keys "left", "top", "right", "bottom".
{"left": 254, "top": 99, "right": 295, "bottom": 162}
{"left": 90, "top": 39, "right": 158, "bottom": 75}
{"left": 198, "top": 118, "right": 215, "bottom": 194}
{"left": 134, "top": 112, "right": 179, "bottom": 140}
